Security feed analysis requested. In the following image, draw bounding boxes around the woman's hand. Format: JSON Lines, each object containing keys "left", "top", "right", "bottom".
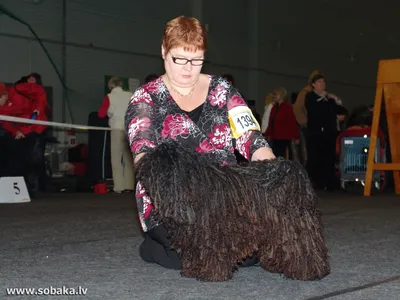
{"left": 251, "top": 146, "right": 275, "bottom": 161}
{"left": 134, "top": 153, "right": 145, "bottom": 165}
{"left": 327, "top": 93, "right": 342, "bottom": 105}
{"left": 15, "top": 131, "right": 25, "bottom": 140}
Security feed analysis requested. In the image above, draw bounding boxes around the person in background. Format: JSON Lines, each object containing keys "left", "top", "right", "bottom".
{"left": 144, "top": 74, "right": 159, "bottom": 84}
{"left": 293, "top": 70, "right": 321, "bottom": 127}
{"left": 0, "top": 82, "right": 7, "bottom": 108}
{"left": 98, "top": 76, "right": 135, "bottom": 193}
{"left": 289, "top": 91, "right": 306, "bottom": 164}
{"left": 0, "top": 82, "right": 8, "bottom": 110}
{"left": 265, "top": 87, "right": 299, "bottom": 157}
{"left": 19, "top": 72, "right": 49, "bottom": 191}
{"left": 1, "top": 75, "right": 47, "bottom": 124}
{"left": 261, "top": 93, "right": 273, "bottom": 134}
{"left": 304, "top": 73, "right": 343, "bottom": 191}
{"left": 222, "top": 73, "right": 234, "bottom": 86}
{"left": 27, "top": 73, "right": 42, "bottom": 85}
{"left": 0, "top": 77, "right": 48, "bottom": 196}
{"left": 336, "top": 104, "right": 348, "bottom": 131}
{"left": 290, "top": 92, "right": 298, "bottom": 105}
{"left": 0, "top": 83, "right": 9, "bottom": 176}
{"left": 346, "top": 105, "right": 373, "bottom": 128}
{"left": 292, "top": 73, "right": 315, "bottom": 166}
{"left": 14, "top": 73, "right": 43, "bottom": 86}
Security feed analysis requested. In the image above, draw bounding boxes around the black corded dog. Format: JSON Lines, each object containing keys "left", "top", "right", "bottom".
{"left": 136, "top": 142, "right": 330, "bottom": 282}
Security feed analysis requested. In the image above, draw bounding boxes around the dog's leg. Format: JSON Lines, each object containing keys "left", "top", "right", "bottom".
{"left": 256, "top": 161, "right": 330, "bottom": 280}
{"left": 279, "top": 207, "right": 330, "bottom": 280}
{"left": 257, "top": 207, "right": 284, "bottom": 274}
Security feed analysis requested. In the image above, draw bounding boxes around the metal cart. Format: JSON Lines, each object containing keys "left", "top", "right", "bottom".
{"left": 339, "top": 136, "right": 386, "bottom": 191}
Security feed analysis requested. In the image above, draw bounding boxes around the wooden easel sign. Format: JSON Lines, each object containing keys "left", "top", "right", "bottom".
{"left": 364, "top": 59, "right": 400, "bottom": 196}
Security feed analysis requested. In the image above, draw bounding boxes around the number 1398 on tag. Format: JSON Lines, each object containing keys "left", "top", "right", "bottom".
{"left": 230, "top": 109, "right": 259, "bottom": 138}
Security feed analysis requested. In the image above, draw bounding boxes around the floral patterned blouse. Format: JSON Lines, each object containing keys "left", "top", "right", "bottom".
{"left": 125, "top": 75, "right": 270, "bottom": 232}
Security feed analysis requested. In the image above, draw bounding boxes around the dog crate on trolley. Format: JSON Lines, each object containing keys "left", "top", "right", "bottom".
{"left": 339, "top": 136, "right": 386, "bottom": 191}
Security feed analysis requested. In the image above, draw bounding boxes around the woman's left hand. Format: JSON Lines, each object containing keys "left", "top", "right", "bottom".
{"left": 15, "top": 131, "right": 25, "bottom": 140}
{"left": 251, "top": 147, "right": 276, "bottom": 161}
{"left": 327, "top": 93, "right": 342, "bottom": 105}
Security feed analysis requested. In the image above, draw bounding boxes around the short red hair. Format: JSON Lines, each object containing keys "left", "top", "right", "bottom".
{"left": 162, "top": 16, "right": 207, "bottom": 54}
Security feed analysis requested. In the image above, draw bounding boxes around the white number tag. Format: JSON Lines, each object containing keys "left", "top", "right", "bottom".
{"left": 0, "top": 176, "right": 30, "bottom": 203}
{"left": 228, "top": 106, "right": 260, "bottom": 139}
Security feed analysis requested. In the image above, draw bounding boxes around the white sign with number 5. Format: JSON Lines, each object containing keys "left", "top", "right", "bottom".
{"left": 0, "top": 177, "right": 31, "bottom": 203}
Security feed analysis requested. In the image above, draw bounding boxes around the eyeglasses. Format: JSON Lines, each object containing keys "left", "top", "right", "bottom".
{"left": 171, "top": 56, "right": 205, "bottom": 66}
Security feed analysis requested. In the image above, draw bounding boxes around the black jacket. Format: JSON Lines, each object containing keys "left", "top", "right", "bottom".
{"left": 305, "top": 91, "right": 339, "bottom": 135}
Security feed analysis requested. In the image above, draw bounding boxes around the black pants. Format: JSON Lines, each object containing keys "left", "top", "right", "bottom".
{"left": 0, "top": 128, "right": 10, "bottom": 177}
{"left": 139, "top": 225, "right": 182, "bottom": 270}
{"left": 139, "top": 224, "right": 258, "bottom": 269}
{"left": 271, "top": 139, "right": 290, "bottom": 158}
{"left": 306, "top": 133, "right": 337, "bottom": 189}
{"left": 4, "top": 132, "right": 44, "bottom": 194}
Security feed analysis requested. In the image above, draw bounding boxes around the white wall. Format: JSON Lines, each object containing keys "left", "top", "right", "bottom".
{"left": 1, "top": 0, "right": 400, "bottom": 137}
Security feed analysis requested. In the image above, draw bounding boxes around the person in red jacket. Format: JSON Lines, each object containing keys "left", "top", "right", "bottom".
{"left": 0, "top": 82, "right": 7, "bottom": 107}
{"left": 1, "top": 79, "right": 48, "bottom": 137}
{"left": 265, "top": 87, "right": 299, "bottom": 158}
{"left": 0, "top": 77, "right": 48, "bottom": 196}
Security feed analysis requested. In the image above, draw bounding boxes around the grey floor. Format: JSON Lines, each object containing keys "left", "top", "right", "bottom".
{"left": 1, "top": 189, "right": 400, "bottom": 300}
